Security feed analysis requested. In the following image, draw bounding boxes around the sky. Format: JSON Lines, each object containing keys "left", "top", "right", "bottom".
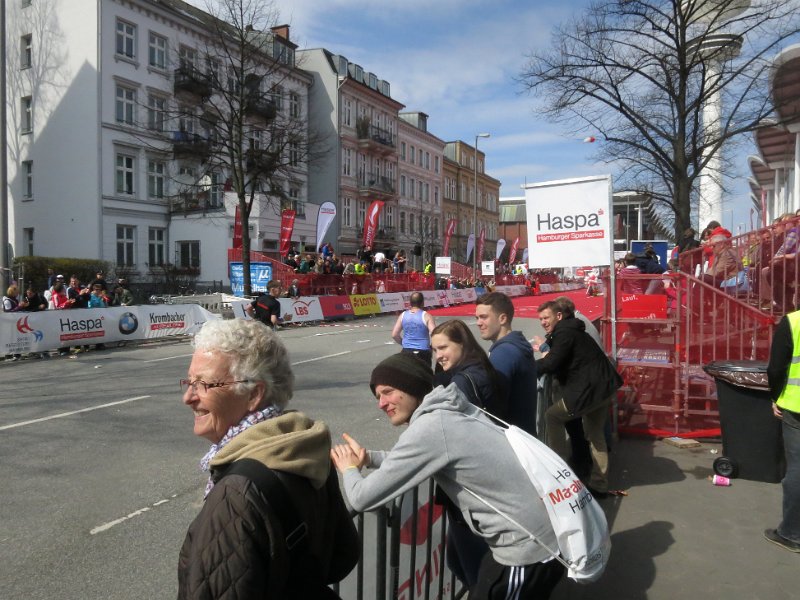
{"left": 188, "top": 0, "right": 769, "bottom": 235}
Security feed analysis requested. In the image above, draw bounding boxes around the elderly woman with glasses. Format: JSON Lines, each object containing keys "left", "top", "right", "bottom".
{"left": 177, "top": 319, "right": 357, "bottom": 599}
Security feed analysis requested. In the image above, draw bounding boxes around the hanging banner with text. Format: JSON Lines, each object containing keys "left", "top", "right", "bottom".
{"left": 443, "top": 219, "right": 457, "bottom": 256}
{"left": 477, "top": 227, "right": 485, "bottom": 263}
{"left": 509, "top": 237, "right": 520, "bottom": 265}
{"left": 496, "top": 238, "right": 506, "bottom": 260}
{"left": 363, "top": 200, "right": 385, "bottom": 248}
{"left": 524, "top": 175, "right": 613, "bottom": 268}
{"left": 316, "top": 202, "right": 337, "bottom": 248}
{"left": 279, "top": 209, "right": 296, "bottom": 257}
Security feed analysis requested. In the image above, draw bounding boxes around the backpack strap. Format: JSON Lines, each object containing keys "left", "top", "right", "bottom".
{"left": 221, "top": 459, "right": 309, "bottom": 556}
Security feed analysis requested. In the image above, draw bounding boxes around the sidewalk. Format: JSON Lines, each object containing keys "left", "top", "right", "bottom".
{"left": 551, "top": 436, "right": 794, "bottom": 600}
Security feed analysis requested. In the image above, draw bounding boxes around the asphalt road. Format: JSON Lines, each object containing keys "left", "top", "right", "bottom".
{"left": 2, "top": 314, "right": 482, "bottom": 600}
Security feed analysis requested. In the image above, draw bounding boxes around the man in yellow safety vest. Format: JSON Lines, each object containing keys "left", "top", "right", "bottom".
{"left": 765, "top": 308, "right": 800, "bottom": 552}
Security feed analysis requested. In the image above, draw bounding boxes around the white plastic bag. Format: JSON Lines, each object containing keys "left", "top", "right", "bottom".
{"left": 504, "top": 424, "right": 611, "bottom": 582}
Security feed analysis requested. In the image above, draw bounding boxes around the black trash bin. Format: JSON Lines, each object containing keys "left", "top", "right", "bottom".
{"left": 703, "top": 360, "right": 785, "bottom": 483}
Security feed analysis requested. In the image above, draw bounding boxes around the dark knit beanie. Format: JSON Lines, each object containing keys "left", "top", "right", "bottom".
{"left": 370, "top": 353, "right": 434, "bottom": 399}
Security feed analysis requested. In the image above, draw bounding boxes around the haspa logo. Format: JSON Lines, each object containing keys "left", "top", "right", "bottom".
{"left": 118, "top": 312, "right": 139, "bottom": 335}
{"left": 399, "top": 499, "right": 443, "bottom": 545}
{"left": 537, "top": 209, "right": 602, "bottom": 231}
{"left": 16, "top": 316, "right": 44, "bottom": 341}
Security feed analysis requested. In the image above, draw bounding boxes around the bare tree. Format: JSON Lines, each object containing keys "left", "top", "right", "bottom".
{"left": 520, "top": 0, "right": 800, "bottom": 237}
{"left": 166, "top": 0, "right": 325, "bottom": 295}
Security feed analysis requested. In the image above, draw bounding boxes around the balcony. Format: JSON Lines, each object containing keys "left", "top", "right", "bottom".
{"left": 173, "top": 66, "right": 213, "bottom": 98}
{"left": 243, "top": 94, "right": 277, "bottom": 122}
{"left": 172, "top": 131, "right": 212, "bottom": 159}
{"left": 377, "top": 226, "right": 396, "bottom": 240}
{"left": 358, "top": 172, "right": 395, "bottom": 199}
{"left": 356, "top": 119, "right": 395, "bottom": 155}
{"left": 169, "top": 193, "right": 224, "bottom": 215}
{"left": 245, "top": 148, "right": 279, "bottom": 175}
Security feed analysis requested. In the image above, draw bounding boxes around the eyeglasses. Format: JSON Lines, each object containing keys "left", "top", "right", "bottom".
{"left": 179, "top": 379, "right": 252, "bottom": 394}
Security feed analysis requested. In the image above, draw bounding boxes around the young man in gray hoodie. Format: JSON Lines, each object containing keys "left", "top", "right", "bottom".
{"left": 331, "top": 353, "right": 564, "bottom": 599}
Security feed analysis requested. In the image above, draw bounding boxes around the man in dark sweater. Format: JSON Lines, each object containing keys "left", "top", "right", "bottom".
{"left": 475, "top": 292, "right": 538, "bottom": 436}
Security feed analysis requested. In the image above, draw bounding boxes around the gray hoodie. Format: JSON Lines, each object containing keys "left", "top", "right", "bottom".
{"left": 342, "top": 383, "right": 557, "bottom": 566}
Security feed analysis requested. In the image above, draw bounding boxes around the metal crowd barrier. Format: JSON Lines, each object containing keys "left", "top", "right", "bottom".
{"left": 334, "top": 479, "right": 467, "bottom": 600}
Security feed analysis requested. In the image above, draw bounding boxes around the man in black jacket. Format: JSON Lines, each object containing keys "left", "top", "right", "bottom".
{"left": 535, "top": 300, "right": 622, "bottom": 497}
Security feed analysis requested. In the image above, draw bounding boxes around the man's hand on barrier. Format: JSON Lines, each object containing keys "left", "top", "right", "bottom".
{"left": 331, "top": 433, "right": 368, "bottom": 473}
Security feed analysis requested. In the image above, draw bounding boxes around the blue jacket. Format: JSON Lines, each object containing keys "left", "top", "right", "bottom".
{"left": 489, "top": 331, "right": 537, "bottom": 435}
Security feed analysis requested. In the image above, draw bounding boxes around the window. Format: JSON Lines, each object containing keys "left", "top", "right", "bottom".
{"left": 435, "top": 156, "right": 440, "bottom": 173}
{"left": 288, "top": 140, "right": 300, "bottom": 167}
{"left": 21, "top": 34, "right": 32, "bottom": 68}
{"left": 343, "top": 197, "right": 352, "bottom": 227}
{"left": 418, "top": 181, "right": 423, "bottom": 201}
{"left": 209, "top": 172, "right": 222, "bottom": 207}
{"left": 400, "top": 175, "right": 406, "bottom": 197}
{"left": 23, "top": 228, "right": 34, "bottom": 256}
{"left": 289, "top": 92, "right": 300, "bottom": 118}
{"left": 342, "top": 148, "right": 352, "bottom": 176}
{"left": 115, "top": 85, "right": 136, "bottom": 125}
{"left": 248, "top": 128, "right": 262, "bottom": 150}
{"left": 148, "top": 32, "right": 167, "bottom": 69}
{"left": 425, "top": 152, "right": 430, "bottom": 169}
{"left": 410, "top": 146, "right": 415, "bottom": 163}
{"left": 434, "top": 186, "right": 440, "bottom": 206}
{"left": 115, "top": 153, "right": 135, "bottom": 195}
{"left": 147, "top": 160, "right": 165, "bottom": 198}
{"left": 433, "top": 218, "right": 439, "bottom": 238}
{"left": 115, "top": 20, "right": 136, "bottom": 59}
{"left": 385, "top": 205, "right": 394, "bottom": 227}
{"left": 409, "top": 212, "right": 415, "bottom": 235}
{"left": 342, "top": 98, "right": 352, "bottom": 127}
{"left": 19, "top": 160, "right": 34, "bottom": 199}
{"left": 227, "top": 66, "right": 241, "bottom": 95}
{"left": 399, "top": 211, "right": 406, "bottom": 234}
{"left": 400, "top": 142, "right": 406, "bottom": 161}
{"left": 177, "top": 241, "right": 200, "bottom": 268}
{"left": 116, "top": 225, "right": 136, "bottom": 267}
{"left": 270, "top": 85, "right": 283, "bottom": 111}
{"left": 357, "top": 200, "right": 366, "bottom": 228}
{"left": 179, "top": 46, "right": 196, "bottom": 70}
{"left": 178, "top": 110, "right": 195, "bottom": 134}
{"left": 147, "top": 95, "right": 166, "bottom": 131}
{"left": 21, "top": 96, "right": 32, "bottom": 133}
{"left": 148, "top": 228, "right": 165, "bottom": 266}
{"left": 289, "top": 188, "right": 305, "bottom": 217}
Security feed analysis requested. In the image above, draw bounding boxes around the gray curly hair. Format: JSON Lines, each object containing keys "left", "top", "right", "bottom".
{"left": 193, "top": 319, "right": 294, "bottom": 410}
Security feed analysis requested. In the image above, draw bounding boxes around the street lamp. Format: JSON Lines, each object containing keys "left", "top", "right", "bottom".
{"left": 473, "top": 132, "right": 490, "bottom": 274}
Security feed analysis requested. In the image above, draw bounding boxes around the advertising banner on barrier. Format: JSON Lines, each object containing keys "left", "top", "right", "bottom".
{"left": 377, "top": 293, "right": 405, "bottom": 313}
{"left": 349, "top": 294, "right": 381, "bottom": 316}
{"left": 421, "top": 291, "right": 441, "bottom": 308}
{"left": 0, "top": 305, "right": 217, "bottom": 354}
{"left": 318, "top": 295, "right": 354, "bottom": 318}
{"left": 279, "top": 297, "right": 324, "bottom": 324}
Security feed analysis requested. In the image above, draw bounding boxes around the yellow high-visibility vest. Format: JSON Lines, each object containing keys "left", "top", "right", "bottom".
{"left": 777, "top": 311, "right": 800, "bottom": 413}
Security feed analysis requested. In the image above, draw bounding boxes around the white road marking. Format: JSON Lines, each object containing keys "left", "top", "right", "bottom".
{"left": 0, "top": 396, "right": 152, "bottom": 431}
{"left": 292, "top": 351, "right": 351, "bottom": 365}
{"left": 312, "top": 328, "right": 357, "bottom": 337}
{"left": 143, "top": 353, "right": 194, "bottom": 363}
{"left": 90, "top": 494, "right": 179, "bottom": 535}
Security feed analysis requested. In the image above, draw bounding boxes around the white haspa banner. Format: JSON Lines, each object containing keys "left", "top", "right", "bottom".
{"left": 316, "top": 202, "right": 337, "bottom": 249}
{"left": 0, "top": 305, "right": 218, "bottom": 354}
{"left": 525, "top": 175, "right": 613, "bottom": 268}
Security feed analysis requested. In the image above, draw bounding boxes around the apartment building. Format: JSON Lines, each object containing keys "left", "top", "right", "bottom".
{"left": 7, "top": 0, "right": 316, "bottom": 285}
{"left": 396, "top": 112, "right": 445, "bottom": 269}
{"left": 299, "top": 48, "right": 405, "bottom": 255}
{"left": 442, "top": 141, "right": 501, "bottom": 264}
